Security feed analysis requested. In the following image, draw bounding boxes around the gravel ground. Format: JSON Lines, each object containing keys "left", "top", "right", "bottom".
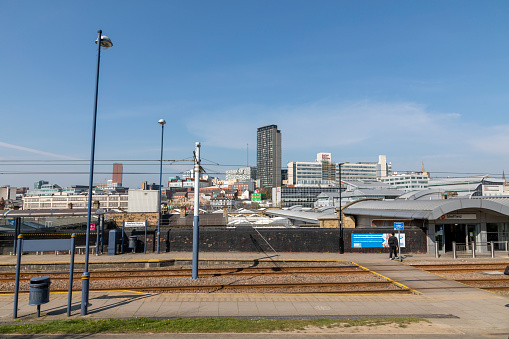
{"left": 2, "top": 269, "right": 400, "bottom": 293}
{"left": 406, "top": 261, "right": 509, "bottom": 295}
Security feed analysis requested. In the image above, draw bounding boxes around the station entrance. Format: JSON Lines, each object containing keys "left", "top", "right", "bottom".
{"left": 435, "top": 223, "right": 478, "bottom": 253}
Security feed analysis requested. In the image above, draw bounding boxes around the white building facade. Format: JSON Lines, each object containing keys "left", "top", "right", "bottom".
{"left": 288, "top": 154, "right": 391, "bottom": 185}
{"left": 380, "top": 173, "right": 429, "bottom": 192}
{"left": 23, "top": 193, "right": 128, "bottom": 210}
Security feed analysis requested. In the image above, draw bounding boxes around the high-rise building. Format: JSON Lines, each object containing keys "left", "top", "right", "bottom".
{"left": 112, "top": 163, "right": 123, "bottom": 186}
{"left": 257, "top": 125, "right": 281, "bottom": 188}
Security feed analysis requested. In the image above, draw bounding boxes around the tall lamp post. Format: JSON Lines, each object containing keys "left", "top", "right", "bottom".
{"left": 82, "top": 30, "right": 113, "bottom": 316}
{"left": 338, "top": 163, "right": 344, "bottom": 254}
{"left": 157, "top": 119, "right": 166, "bottom": 254}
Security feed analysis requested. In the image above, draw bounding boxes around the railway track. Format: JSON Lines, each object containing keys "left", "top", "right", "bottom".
{"left": 0, "top": 265, "right": 369, "bottom": 282}
{"left": 1, "top": 280, "right": 410, "bottom": 295}
{"left": 407, "top": 262, "right": 509, "bottom": 273}
{"left": 407, "top": 262, "right": 509, "bottom": 292}
{"left": 0, "top": 264, "right": 411, "bottom": 295}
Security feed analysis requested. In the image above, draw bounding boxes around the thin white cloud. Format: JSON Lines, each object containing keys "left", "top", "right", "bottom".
{"left": 186, "top": 100, "right": 462, "bottom": 150}
{"left": 0, "top": 142, "right": 81, "bottom": 160}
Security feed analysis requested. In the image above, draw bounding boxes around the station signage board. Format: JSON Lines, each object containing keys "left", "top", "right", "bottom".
{"left": 124, "top": 221, "right": 147, "bottom": 228}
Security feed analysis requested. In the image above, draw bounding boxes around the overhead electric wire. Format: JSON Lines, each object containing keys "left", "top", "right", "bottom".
{"left": 1, "top": 159, "right": 508, "bottom": 179}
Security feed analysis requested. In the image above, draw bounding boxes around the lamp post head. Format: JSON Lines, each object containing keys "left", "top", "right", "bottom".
{"left": 158, "top": 119, "right": 166, "bottom": 126}
{"left": 95, "top": 35, "right": 113, "bottom": 50}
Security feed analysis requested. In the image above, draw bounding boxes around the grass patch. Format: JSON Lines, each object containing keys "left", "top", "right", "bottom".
{"left": 0, "top": 317, "right": 426, "bottom": 334}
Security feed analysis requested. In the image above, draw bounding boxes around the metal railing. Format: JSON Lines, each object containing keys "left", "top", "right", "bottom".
{"left": 452, "top": 241, "right": 508, "bottom": 259}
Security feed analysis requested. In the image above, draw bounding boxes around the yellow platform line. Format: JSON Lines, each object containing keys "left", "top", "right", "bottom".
{"left": 352, "top": 261, "right": 421, "bottom": 295}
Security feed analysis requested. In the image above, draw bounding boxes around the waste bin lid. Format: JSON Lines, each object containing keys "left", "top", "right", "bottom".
{"left": 129, "top": 236, "right": 137, "bottom": 239}
{"left": 30, "top": 276, "right": 51, "bottom": 284}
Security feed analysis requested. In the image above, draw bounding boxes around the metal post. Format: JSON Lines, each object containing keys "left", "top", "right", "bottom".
{"left": 398, "top": 230, "right": 402, "bottom": 262}
{"left": 144, "top": 221, "right": 147, "bottom": 254}
{"left": 491, "top": 241, "right": 494, "bottom": 258}
{"left": 13, "top": 218, "right": 18, "bottom": 255}
{"left": 338, "top": 163, "right": 344, "bottom": 254}
{"left": 435, "top": 241, "right": 439, "bottom": 258}
{"left": 157, "top": 120, "right": 165, "bottom": 254}
{"left": 99, "top": 215, "right": 104, "bottom": 255}
{"left": 82, "top": 30, "right": 103, "bottom": 316}
{"left": 192, "top": 142, "right": 201, "bottom": 279}
{"left": 13, "top": 235, "right": 22, "bottom": 319}
{"left": 67, "top": 234, "right": 76, "bottom": 317}
{"left": 95, "top": 218, "right": 100, "bottom": 256}
{"left": 472, "top": 241, "right": 476, "bottom": 258}
{"left": 121, "top": 222, "right": 125, "bottom": 254}
{"left": 453, "top": 241, "right": 457, "bottom": 259}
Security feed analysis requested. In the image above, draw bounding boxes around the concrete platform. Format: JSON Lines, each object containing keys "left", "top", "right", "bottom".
{"left": 0, "top": 251, "right": 508, "bottom": 337}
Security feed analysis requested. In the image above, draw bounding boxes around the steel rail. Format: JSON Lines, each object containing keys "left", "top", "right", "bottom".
{"left": 408, "top": 263, "right": 508, "bottom": 269}
{"left": 0, "top": 269, "right": 371, "bottom": 282}
{"left": 0, "top": 280, "right": 409, "bottom": 294}
{"left": 0, "top": 265, "right": 365, "bottom": 279}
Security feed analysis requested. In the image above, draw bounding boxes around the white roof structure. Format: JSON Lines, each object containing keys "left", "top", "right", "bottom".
{"left": 343, "top": 196, "right": 509, "bottom": 220}
{"left": 265, "top": 196, "right": 509, "bottom": 224}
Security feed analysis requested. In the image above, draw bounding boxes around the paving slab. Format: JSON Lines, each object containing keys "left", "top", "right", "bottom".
{"left": 0, "top": 252, "right": 508, "bottom": 337}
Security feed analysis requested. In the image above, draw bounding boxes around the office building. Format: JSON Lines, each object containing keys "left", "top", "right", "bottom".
{"left": 340, "top": 155, "right": 392, "bottom": 181}
{"left": 23, "top": 192, "right": 128, "bottom": 210}
{"left": 272, "top": 186, "right": 341, "bottom": 208}
{"left": 257, "top": 125, "right": 281, "bottom": 188}
{"left": 288, "top": 154, "right": 391, "bottom": 185}
{"left": 287, "top": 153, "right": 336, "bottom": 186}
{"left": 380, "top": 173, "right": 429, "bottom": 192}
{"left": 225, "top": 167, "right": 257, "bottom": 181}
{"left": 112, "top": 163, "right": 123, "bottom": 186}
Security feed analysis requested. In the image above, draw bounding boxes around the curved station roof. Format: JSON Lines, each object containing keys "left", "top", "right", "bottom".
{"left": 343, "top": 197, "right": 509, "bottom": 220}
{"left": 265, "top": 197, "right": 509, "bottom": 224}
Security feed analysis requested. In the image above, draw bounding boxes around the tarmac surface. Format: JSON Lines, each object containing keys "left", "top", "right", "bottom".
{"left": 0, "top": 250, "right": 508, "bottom": 337}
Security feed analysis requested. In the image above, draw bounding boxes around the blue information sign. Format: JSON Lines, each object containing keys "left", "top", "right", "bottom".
{"left": 351, "top": 234, "right": 386, "bottom": 248}
{"left": 394, "top": 222, "right": 404, "bottom": 230}
{"left": 8, "top": 219, "right": 15, "bottom": 226}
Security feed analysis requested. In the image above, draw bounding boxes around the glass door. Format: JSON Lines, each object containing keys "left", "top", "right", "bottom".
{"left": 435, "top": 225, "right": 444, "bottom": 253}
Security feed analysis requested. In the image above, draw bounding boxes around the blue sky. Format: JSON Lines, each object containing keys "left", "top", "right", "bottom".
{"left": 1, "top": 1, "right": 509, "bottom": 188}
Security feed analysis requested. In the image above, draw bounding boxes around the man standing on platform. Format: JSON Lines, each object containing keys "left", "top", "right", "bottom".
{"left": 388, "top": 232, "right": 399, "bottom": 260}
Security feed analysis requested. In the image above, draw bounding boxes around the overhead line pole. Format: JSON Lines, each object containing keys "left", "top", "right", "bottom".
{"left": 192, "top": 142, "right": 201, "bottom": 279}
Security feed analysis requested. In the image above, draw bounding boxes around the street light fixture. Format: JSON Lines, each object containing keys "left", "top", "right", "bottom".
{"left": 338, "top": 163, "right": 344, "bottom": 254}
{"left": 82, "top": 30, "right": 113, "bottom": 316}
{"left": 157, "top": 119, "right": 166, "bottom": 254}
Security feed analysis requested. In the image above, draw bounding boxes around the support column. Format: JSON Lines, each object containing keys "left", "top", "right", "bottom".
{"left": 427, "top": 220, "right": 436, "bottom": 255}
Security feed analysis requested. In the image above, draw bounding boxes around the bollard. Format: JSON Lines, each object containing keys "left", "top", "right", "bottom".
{"left": 472, "top": 241, "right": 476, "bottom": 258}
{"left": 453, "top": 241, "right": 457, "bottom": 259}
{"left": 491, "top": 241, "right": 495, "bottom": 258}
{"left": 435, "top": 241, "right": 440, "bottom": 258}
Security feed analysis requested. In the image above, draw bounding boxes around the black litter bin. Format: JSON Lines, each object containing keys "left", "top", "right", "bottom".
{"left": 29, "top": 276, "right": 51, "bottom": 317}
{"left": 129, "top": 236, "right": 137, "bottom": 252}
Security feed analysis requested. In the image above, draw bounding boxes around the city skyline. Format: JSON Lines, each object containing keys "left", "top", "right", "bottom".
{"left": 2, "top": 1, "right": 509, "bottom": 188}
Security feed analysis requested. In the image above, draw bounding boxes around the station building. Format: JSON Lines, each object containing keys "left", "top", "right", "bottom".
{"left": 266, "top": 196, "right": 509, "bottom": 254}
{"left": 344, "top": 197, "right": 509, "bottom": 254}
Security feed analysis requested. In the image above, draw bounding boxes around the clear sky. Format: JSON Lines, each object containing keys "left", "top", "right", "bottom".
{"left": 1, "top": 0, "right": 509, "bottom": 188}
